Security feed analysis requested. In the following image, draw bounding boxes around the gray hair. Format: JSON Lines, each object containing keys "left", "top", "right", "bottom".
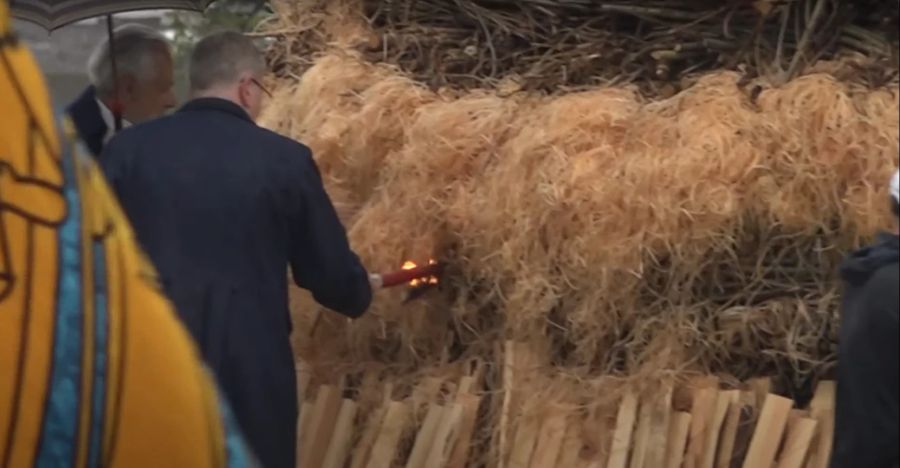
{"left": 190, "top": 31, "right": 265, "bottom": 93}
{"left": 88, "top": 24, "right": 170, "bottom": 97}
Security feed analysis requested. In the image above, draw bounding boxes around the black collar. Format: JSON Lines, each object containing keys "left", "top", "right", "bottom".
{"left": 179, "top": 98, "right": 254, "bottom": 123}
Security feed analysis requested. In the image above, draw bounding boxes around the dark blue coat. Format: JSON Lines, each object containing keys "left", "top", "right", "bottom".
{"left": 833, "top": 233, "right": 899, "bottom": 468}
{"left": 99, "top": 98, "right": 373, "bottom": 468}
{"left": 66, "top": 86, "right": 107, "bottom": 157}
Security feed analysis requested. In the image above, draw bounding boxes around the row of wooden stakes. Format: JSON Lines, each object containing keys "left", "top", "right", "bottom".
{"left": 294, "top": 377, "right": 835, "bottom": 468}
{"left": 598, "top": 379, "right": 836, "bottom": 468}
{"left": 295, "top": 373, "right": 483, "bottom": 468}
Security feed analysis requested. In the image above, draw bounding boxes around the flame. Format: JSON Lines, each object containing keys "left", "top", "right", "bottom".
{"left": 401, "top": 259, "right": 440, "bottom": 287}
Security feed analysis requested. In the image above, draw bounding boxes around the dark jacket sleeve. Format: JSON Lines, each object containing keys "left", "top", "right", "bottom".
{"left": 832, "top": 265, "right": 900, "bottom": 468}
{"left": 288, "top": 149, "right": 372, "bottom": 318}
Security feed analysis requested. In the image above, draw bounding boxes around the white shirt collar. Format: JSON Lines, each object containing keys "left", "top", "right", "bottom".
{"left": 95, "top": 98, "right": 132, "bottom": 144}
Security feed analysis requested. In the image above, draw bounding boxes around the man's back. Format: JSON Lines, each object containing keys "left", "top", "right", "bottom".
{"left": 101, "top": 97, "right": 371, "bottom": 468}
{"left": 833, "top": 234, "right": 899, "bottom": 468}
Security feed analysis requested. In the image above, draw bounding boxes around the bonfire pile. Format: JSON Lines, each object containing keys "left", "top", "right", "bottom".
{"left": 256, "top": 0, "right": 898, "bottom": 466}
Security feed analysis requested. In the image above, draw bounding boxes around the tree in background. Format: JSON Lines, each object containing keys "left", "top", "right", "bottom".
{"left": 164, "top": 0, "right": 272, "bottom": 97}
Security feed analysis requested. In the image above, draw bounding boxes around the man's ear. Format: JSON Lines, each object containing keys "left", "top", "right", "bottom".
{"left": 118, "top": 74, "right": 138, "bottom": 100}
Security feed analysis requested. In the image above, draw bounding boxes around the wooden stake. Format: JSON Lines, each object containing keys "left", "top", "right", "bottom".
{"left": 805, "top": 382, "right": 835, "bottom": 468}
{"left": 716, "top": 397, "right": 748, "bottom": 468}
{"left": 298, "top": 401, "right": 315, "bottom": 458}
{"left": 630, "top": 400, "right": 653, "bottom": 468}
{"left": 731, "top": 392, "right": 759, "bottom": 468}
{"left": 747, "top": 379, "right": 772, "bottom": 411}
{"left": 702, "top": 391, "right": 739, "bottom": 468}
{"left": 530, "top": 413, "right": 568, "bottom": 468}
{"left": 366, "top": 401, "right": 411, "bottom": 468}
{"left": 351, "top": 403, "right": 389, "bottom": 468}
{"left": 406, "top": 405, "right": 446, "bottom": 468}
{"left": 742, "top": 394, "right": 794, "bottom": 468}
{"left": 457, "top": 376, "right": 477, "bottom": 397}
{"left": 322, "top": 399, "right": 358, "bottom": 468}
{"left": 666, "top": 412, "right": 693, "bottom": 468}
{"left": 425, "top": 404, "right": 465, "bottom": 468}
{"left": 607, "top": 393, "right": 639, "bottom": 468}
{"left": 509, "top": 414, "right": 541, "bottom": 468}
{"left": 499, "top": 341, "right": 517, "bottom": 468}
{"left": 776, "top": 418, "right": 817, "bottom": 468}
{"left": 556, "top": 421, "right": 584, "bottom": 468}
{"left": 646, "top": 387, "right": 674, "bottom": 468}
{"left": 685, "top": 387, "right": 718, "bottom": 468}
{"left": 299, "top": 393, "right": 325, "bottom": 457}
{"left": 447, "top": 393, "right": 482, "bottom": 468}
{"left": 300, "top": 385, "right": 344, "bottom": 468}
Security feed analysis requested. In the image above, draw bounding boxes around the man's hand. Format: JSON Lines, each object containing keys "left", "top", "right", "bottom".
{"left": 369, "top": 274, "right": 383, "bottom": 290}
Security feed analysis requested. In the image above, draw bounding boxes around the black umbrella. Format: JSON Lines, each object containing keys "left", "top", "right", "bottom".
{"left": 9, "top": 0, "right": 217, "bottom": 130}
{"left": 9, "top": 1, "right": 215, "bottom": 31}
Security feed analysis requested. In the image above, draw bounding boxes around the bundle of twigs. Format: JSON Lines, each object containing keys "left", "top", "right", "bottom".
{"left": 264, "top": 0, "right": 899, "bottom": 92}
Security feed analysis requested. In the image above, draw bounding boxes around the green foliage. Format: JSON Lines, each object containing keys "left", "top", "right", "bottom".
{"left": 163, "top": 0, "right": 271, "bottom": 97}
{"left": 165, "top": 0, "right": 270, "bottom": 62}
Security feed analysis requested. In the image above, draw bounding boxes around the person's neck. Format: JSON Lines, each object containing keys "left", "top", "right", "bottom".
{"left": 96, "top": 94, "right": 131, "bottom": 124}
{"left": 192, "top": 88, "right": 240, "bottom": 106}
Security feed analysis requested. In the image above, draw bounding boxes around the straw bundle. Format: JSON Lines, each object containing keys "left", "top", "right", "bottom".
{"left": 262, "top": 50, "right": 898, "bottom": 402}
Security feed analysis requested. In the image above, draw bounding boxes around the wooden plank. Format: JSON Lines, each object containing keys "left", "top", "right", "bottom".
{"left": 776, "top": 418, "right": 817, "bottom": 468}
{"left": 556, "top": 421, "right": 584, "bottom": 468}
{"left": 499, "top": 341, "right": 517, "bottom": 468}
{"left": 299, "top": 392, "right": 325, "bottom": 457}
{"left": 351, "top": 405, "right": 389, "bottom": 468}
{"left": 530, "top": 413, "right": 568, "bottom": 468}
{"left": 508, "top": 414, "right": 542, "bottom": 468}
{"left": 805, "top": 382, "right": 836, "bottom": 468}
{"left": 296, "top": 361, "right": 313, "bottom": 403}
{"left": 406, "top": 405, "right": 446, "bottom": 468}
{"left": 666, "top": 412, "right": 693, "bottom": 468}
{"left": 446, "top": 393, "right": 482, "bottom": 468}
{"left": 322, "top": 399, "right": 359, "bottom": 468}
{"left": 716, "top": 398, "right": 748, "bottom": 468}
{"left": 366, "top": 401, "right": 411, "bottom": 468}
{"left": 685, "top": 387, "right": 718, "bottom": 468}
{"left": 741, "top": 394, "right": 794, "bottom": 468}
{"left": 730, "top": 392, "right": 759, "bottom": 468}
{"left": 301, "top": 385, "right": 344, "bottom": 468}
{"left": 630, "top": 399, "right": 653, "bottom": 468}
{"left": 607, "top": 392, "right": 639, "bottom": 468}
{"left": 702, "top": 391, "right": 739, "bottom": 468}
{"left": 457, "top": 376, "right": 476, "bottom": 397}
{"left": 425, "top": 404, "right": 465, "bottom": 468}
{"left": 297, "top": 401, "right": 315, "bottom": 457}
{"left": 646, "top": 387, "right": 674, "bottom": 468}
{"left": 747, "top": 379, "right": 772, "bottom": 411}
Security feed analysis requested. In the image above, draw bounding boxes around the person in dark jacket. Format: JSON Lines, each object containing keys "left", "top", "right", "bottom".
{"left": 99, "top": 32, "right": 373, "bottom": 468}
{"left": 67, "top": 24, "right": 176, "bottom": 157}
{"left": 831, "top": 169, "right": 899, "bottom": 468}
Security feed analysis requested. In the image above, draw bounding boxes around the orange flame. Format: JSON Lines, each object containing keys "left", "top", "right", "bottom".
{"left": 402, "top": 259, "right": 440, "bottom": 287}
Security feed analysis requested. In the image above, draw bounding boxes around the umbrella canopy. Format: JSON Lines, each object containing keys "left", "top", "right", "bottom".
{"left": 9, "top": 0, "right": 215, "bottom": 30}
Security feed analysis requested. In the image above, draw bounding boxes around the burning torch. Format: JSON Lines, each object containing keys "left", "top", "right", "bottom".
{"left": 311, "top": 259, "right": 445, "bottom": 336}
{"left": 371, "top": 258, "right": 445, "bottom": 303}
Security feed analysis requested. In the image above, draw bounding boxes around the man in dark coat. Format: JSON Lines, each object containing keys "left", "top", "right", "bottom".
{"left": 831, "top": 169, "right": 899, "bottom": 468}
{"left": 100, "top": 32, "right": 373, "bottom": 468}
{"left": 67, "top": 24, "right": 176, "bottom": 157}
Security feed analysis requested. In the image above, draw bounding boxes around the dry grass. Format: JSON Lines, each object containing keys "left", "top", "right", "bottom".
{"left": 263, "top": 53, "right": 898, "bottom": 403}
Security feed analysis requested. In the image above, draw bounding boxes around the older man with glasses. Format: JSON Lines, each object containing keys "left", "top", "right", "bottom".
{"left": 99, "top": 32, "right": 374, "bottom": 468}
